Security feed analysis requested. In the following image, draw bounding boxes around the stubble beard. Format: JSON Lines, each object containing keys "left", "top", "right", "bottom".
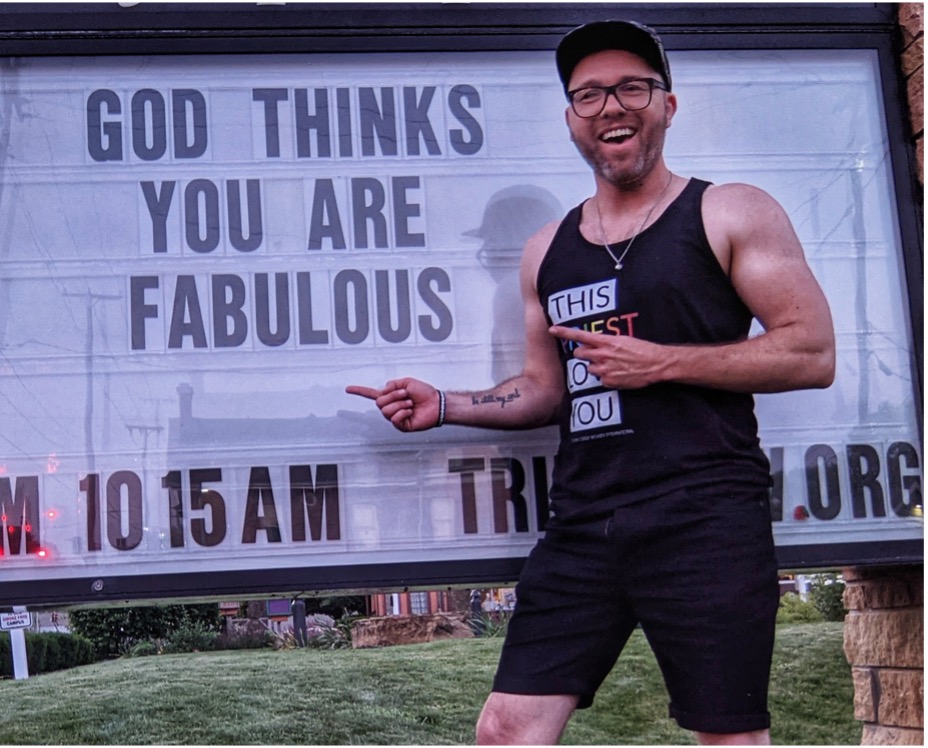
{"left": 572, "top": 124, "right": 668, "bottom": 191}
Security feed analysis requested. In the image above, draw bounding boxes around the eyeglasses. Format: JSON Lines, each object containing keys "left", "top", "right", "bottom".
{"left": 567, "top": 78, "right": 668, "bottom": 118}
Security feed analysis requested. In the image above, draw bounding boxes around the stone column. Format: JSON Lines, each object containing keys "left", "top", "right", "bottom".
{"left": 842, "top": 6, "right": 926, "bottom": 747}
{"left": 843, "top": 566, "right": 924, "bottom": 745}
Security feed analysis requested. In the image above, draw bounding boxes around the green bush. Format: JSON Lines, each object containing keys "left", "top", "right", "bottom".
{"left": 125, "top": 640, "right": 161, "bottom": 658}
{"left": 777, "top": 592, "right": 824, "bottom": 624}
{"left": 26, "top": 635, "right": 48, "bottom": 673}
{"left": 42, "top": 635, "right": 61, "bottom": 672}
{"left": 809, "top": 573, "right": 847, "bottom": 622}
{"left": 217, "top": 630, "right": 274, "bottom": 650}
{"left": 74, "top": 634, "right": 95, "bottom": 665}
{"left": 125, "top": 624, "right": 273, "bottom": 657}
{"left": 161, "top": 622, "right": 219, "bottom": 654}
{"left": 471, "top": 611, "right": 511, "bottom": 638}
{"left": 307, "top": 615, "right": 356, "bottom": 649}
{"left": 0, "top": 632, "right": 96, "bottom": 677}
{"left": 69, "top": 604, "right": 221, "bottom": 659}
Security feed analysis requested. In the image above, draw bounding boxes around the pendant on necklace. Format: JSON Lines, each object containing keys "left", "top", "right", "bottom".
{"left": 595, "top": 172, "right": 675, "bottom": 274}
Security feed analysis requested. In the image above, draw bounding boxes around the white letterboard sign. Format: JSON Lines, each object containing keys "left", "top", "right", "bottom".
{"left": 0, "top": 49, "right": 921, "bottom": 605}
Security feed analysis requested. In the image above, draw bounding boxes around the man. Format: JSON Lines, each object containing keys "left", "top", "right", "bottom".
{"left": 347, "top": 20, "right": 834, "bottom": 746}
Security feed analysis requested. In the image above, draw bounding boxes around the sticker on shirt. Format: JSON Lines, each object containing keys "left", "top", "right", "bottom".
{"left": 566, "top": 358, "right": 600, "bottom": 394}
{"left": 547, "top": 279, "right": 616, "bottom": 325}
{"left": 570, "top": 390, "right": 622, "bottom": 433}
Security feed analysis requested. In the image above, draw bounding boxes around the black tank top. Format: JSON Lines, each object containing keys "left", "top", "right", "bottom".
{"left": 537, "top": 178, "right": 770, "bottom": 524}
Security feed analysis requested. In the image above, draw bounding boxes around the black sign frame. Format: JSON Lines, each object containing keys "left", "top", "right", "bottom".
{"left": 0, "top": 2, "right": 921, "bottom": 607}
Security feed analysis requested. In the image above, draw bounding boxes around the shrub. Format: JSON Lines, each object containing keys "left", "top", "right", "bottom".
{"left": 217, "top": 629, "right": 274, "bottom": 650}
{"left": 44, "top": 633, "right": 90, "bottom": 672}
{"left": 0, "top": 632, "right": 96, "bottom": 677}
{"left": 71, "top": 634, "right": 96, "bottom": 666}
{"left": 26, "top": 635, "right": 48, "bottom": 673}
{"left": 471, "top": 611, "right": 510, "bottom": 638}
{"left": 777, "top": 592, "right": 824, "bottom": 624}
{"left": 123, "top": 624, "right": 273, "bottom": 657}
{"left": 42, "top": 635, "right": 62, "bottom": 672}
{"left": 125, "top": 640, "right": 161, "bottom": 658}
{"left": 809, "top": 573, "right": 847, "bottom": 622}
{"left": 306, "top": 614, "right": 356, "bottom": 649}
{"left": 56, "top": 633, "right": 95, "bottom": 668}
{"left": 70, "top": 604, "right": 221, "bottom": 659}
{"left": 161, "top": 622, "right": 219, "bottom": 654}
{"left": 272, "top": 630, "right": 300, "bottom": 650}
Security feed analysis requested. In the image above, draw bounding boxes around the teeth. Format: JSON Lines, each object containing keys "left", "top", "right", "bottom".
{"left": 601, "top": 127, "right": 634, "bottom": 142}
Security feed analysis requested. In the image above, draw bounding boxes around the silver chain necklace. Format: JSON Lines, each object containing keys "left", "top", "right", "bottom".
{"left": 595, "top": 173, "right": 674, "bottom": 270}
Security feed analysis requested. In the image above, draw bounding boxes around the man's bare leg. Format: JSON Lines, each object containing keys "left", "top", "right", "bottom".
{"left": 697, "top": 729, "right": 771, "bottom": 745}
{"left": 476, "top": 692, "right": 579, "bottom": 745}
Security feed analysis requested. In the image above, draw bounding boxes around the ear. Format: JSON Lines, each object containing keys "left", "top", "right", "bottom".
{"left": 664, "top": 92, "right": 678, "bottom": 128}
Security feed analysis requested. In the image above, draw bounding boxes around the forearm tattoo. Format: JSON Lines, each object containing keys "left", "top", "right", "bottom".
{"left": 471, "top": 388, "right": 522, "bottom": 408}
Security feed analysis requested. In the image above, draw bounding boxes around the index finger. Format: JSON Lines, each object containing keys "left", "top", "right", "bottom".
{"left": 345, "top": 384, "right": 382, "bottom": 400}
{"left": 548, "top": 325, "right": 604, "bottom": 346}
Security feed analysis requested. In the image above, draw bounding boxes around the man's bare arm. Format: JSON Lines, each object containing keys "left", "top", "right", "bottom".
{"left": 347, "top": 222, "right": 566, "bottom": 431}
{"left": 550, "top": 184, "right": 835, "bottom": 394}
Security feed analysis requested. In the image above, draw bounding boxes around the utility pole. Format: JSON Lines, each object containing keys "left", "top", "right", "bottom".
{"left": 62, "top": 290, "right": 121, "bottom": 471}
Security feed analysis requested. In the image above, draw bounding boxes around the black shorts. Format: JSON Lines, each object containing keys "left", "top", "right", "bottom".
{"left": 492, "top": 484, "right": 780, "bottom": 735}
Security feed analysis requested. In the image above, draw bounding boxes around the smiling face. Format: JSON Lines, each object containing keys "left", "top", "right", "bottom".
{"left": 566, "top": 49, "right": 677, "bottom": 190}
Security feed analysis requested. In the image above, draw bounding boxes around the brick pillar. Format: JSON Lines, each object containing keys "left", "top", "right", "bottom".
{"left": 843, "top": 7, "right": 928, "bottom": 745}
{"left": 898, "top": 3, "right": 924, "bottom": 182}
{"left": 843, "top": 565, "right": 924, "bottom": 745}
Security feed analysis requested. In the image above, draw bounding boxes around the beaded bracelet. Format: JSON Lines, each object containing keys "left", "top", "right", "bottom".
{"left": 436, "top": 390, "right": 446, "bottom": 428}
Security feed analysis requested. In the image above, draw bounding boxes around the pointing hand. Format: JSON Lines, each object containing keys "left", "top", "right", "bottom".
{"left": 346, "top": 378, "right": 441, "bottom": 432}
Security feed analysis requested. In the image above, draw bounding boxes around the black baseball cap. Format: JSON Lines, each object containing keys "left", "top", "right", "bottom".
{"left": 556, "top": 20, "right": 672, "bottom": 93}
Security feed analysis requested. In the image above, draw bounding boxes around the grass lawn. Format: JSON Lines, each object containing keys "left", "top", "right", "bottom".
{"left": 1, "top": 622, "right": 857, "bottom": 745}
